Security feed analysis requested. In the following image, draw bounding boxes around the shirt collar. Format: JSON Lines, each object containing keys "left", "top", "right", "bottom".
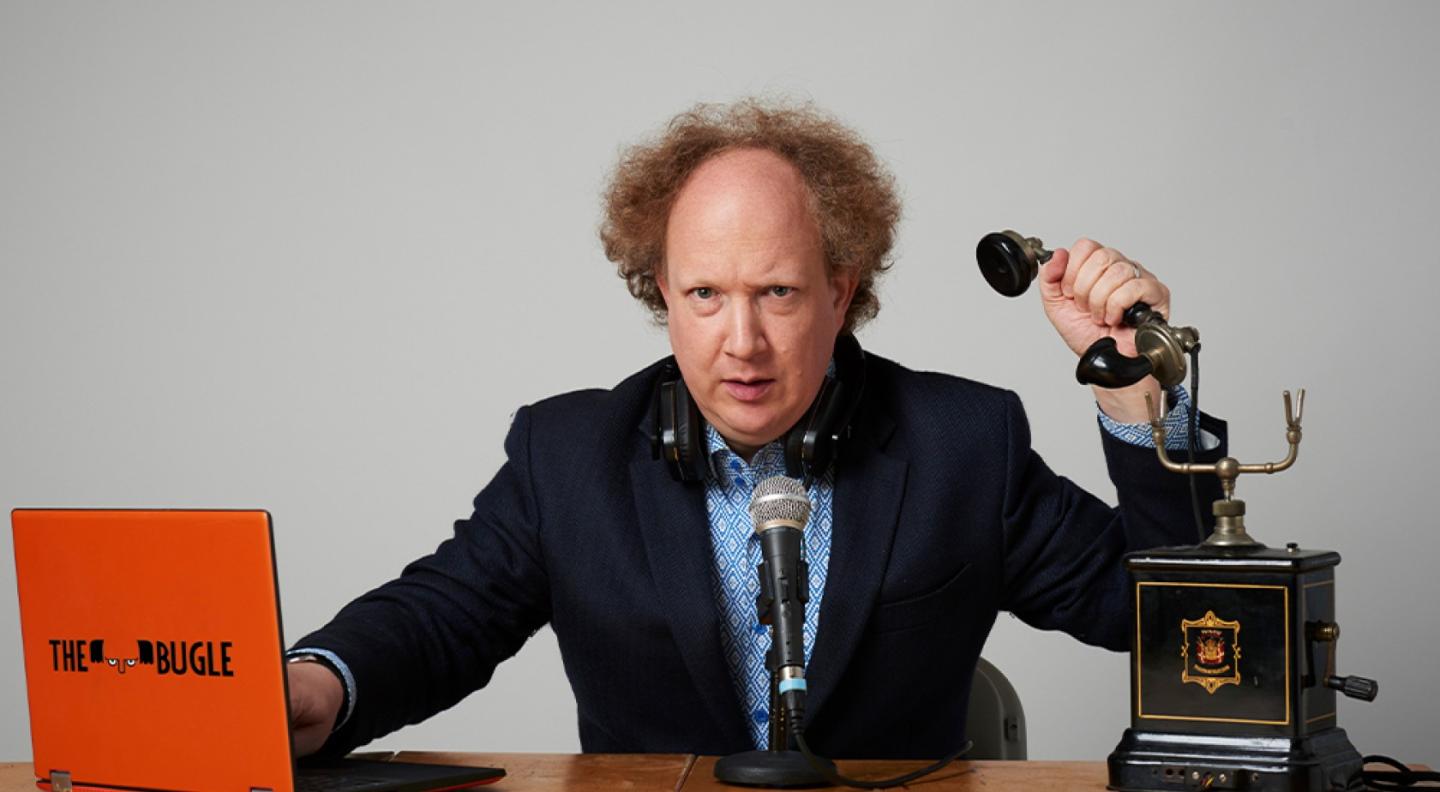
{"left": 705, "top": 424, "right": 788, "bottom": 488}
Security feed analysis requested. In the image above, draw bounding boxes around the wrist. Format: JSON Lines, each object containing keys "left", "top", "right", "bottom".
{"left": 1093, "top": 378, "right": 1162, "bottom": 424}
{"left": 288, "top": 654, "right": 348, "bottom": 731}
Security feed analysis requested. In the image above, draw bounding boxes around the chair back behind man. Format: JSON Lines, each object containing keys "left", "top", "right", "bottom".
{"left": 966, "top": 657, "right": 1027, "bottom": 760}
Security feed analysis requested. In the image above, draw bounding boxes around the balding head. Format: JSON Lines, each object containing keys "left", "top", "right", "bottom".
{"left": 665, "top": 148, "right": 821, "bottom": 284}
{"left": 600, "top": 99, "right": 901, "bottom": 334}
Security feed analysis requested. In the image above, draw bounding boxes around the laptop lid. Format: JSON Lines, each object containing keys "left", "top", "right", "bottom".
{"left": 14, "top": 509, "right": 296, "bottom": 791}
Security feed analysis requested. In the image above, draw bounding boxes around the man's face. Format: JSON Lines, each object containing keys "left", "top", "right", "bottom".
{"left": 657, "top": 148, "right": 857, "bottom": 458}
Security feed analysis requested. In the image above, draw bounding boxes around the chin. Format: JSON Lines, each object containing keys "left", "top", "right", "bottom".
{"left": 715, "top": 411, "right": 795, "bottom": 449}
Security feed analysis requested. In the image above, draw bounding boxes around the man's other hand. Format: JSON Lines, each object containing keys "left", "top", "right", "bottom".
{"left": 1039, "top": 237, "right": 1169, "bottom": 423}
{"left": 288, "top": 659, "right": 344, "bottom": 756}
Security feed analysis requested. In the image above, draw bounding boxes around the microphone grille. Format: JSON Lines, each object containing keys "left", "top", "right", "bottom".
{"left": 750, "top": 476, "right": 812, "bottom": 529}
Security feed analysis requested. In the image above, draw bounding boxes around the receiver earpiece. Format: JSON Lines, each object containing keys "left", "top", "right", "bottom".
{"left": 975, "top": 230, "right": 1051, "bottom": 298}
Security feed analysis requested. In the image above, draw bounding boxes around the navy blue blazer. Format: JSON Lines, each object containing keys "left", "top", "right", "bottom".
{"left": 296, "top": 352, "right": 1226, "bottom": 759}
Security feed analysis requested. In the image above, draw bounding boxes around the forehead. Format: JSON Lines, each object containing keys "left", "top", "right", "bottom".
{"left": 664, "top": 148, "right": 823, "bottom": 279}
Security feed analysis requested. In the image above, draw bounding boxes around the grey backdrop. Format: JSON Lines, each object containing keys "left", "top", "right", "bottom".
{"left": 3, "top": 0, "right": 1437, "bottom": 764}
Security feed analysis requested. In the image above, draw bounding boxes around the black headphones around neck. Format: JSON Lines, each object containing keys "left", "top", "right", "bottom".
{"left": 651, "top": 334, "right": 866, "bottom": 487}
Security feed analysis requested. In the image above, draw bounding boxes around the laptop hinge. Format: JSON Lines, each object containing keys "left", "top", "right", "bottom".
{"left": 49, "top": 770, "right": 73, "bottom": 792}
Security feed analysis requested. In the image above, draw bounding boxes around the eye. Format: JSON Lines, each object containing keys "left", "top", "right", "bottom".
{"left": 692, "top": 287, "right": 715, "bottom": 300}
{"left": 126, "top": 659, "right": 137, "bottom": 667}
{"left": 769, "top": 286, "right": 794, "bottom": 297}
{"left": 106, "top": 658, "right": 117, "bottom": 666}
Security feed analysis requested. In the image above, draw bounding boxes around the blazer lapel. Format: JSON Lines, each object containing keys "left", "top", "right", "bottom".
{"left": 630, "top": 453, "right": 750, "bottom": 747}
{"left": 805, "top": 409, "right": 907, "bottom": 724}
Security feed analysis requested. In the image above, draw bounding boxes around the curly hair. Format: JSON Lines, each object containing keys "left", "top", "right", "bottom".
{"left": 599, "top": 99, "right": 901, "bottom": 334}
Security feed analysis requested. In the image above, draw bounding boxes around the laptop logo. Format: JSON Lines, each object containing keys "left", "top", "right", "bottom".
{"left": 48, "top": 638, "right": 236, "bottom": 677}
{"left": 90, "top": 639, "right": 154, "bottom": 673}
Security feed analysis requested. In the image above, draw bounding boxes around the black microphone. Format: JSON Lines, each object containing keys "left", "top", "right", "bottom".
{"left": 750, "top": 476, "right": 812, "bottom": 729}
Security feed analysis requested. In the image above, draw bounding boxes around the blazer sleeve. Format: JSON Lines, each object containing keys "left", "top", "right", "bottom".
{"left": 293, "top": 406, "right": 552, "bottom": 754}
{"left": 997, "top": 390, "right": 1227, "bottom": 650}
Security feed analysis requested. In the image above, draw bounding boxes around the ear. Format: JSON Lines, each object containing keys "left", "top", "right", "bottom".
{"left": 655, "top": 264, "right": 673, "bottom": 307}
{"left": 137, "top": 640, "right": 154, "bottom": 664}
{"left": 829, "top": 269, "right": 860, "bottom": 332}
{"left": 89, "top": 639, "right": 104, "bottom": 663}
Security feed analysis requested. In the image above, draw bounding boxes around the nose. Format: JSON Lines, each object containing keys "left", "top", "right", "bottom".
{"left": 722, "top": 298, "right": 768, "bottom": 360}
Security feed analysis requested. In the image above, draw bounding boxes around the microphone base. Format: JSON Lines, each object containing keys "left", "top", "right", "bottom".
{"left": 714, "top": 749, "right": 834, "bottom": 788}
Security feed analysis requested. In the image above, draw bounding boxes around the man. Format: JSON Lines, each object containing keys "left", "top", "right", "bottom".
{"left": 286, "top": 100, "right": 1224, "bottom": 759}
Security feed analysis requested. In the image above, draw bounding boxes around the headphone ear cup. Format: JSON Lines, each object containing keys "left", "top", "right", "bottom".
{"left": 785, "top": 379, "right": 830, "bottom": 482}
{"left": 784, "top": 334, "right": 866, "bottom": 485}
{"left": 655, "top": 362, "right": 711, "bottom": 484}
{"left": 672, "top": 378, "right": 710, "bottom": 483}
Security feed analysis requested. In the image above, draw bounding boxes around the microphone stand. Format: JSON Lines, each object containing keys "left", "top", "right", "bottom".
{"left": 769, "top": 670, "right": 787, "bottom": 752}
{"left": 713, "top": 672, "right": 834, "bottom": 789}
{"left": 714, "top": 586, "right": 835, "bottom": 787}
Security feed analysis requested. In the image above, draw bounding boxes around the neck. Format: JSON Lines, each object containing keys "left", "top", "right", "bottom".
{"left": 725, "top": 437, "right": 764, "bottom": 463}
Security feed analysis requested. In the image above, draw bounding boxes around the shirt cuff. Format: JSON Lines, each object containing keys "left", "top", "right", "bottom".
{"left": 1097, "top": 387, "right": 1219, "bottom": 451}
{"left": 286, "top": 647, "right": 357, "bottom": 731}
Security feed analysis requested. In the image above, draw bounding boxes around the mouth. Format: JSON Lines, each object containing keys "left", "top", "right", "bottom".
{"left": 722, "top": 378, "right": 775, "bottom": 403}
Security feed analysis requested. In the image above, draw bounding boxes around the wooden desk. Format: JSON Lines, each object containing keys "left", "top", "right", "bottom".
{"left": 0, "top": 755, "right": 1107, "bottom": 791}
{"left": 392, "top": 752, "right": 695, "bottom": 791}
{"left": 0, "top": 755, "right": 1421, "bottom": 790}
{"left": 679, "top": 757, "right": 1106, "bottom": 789}
{"left": 398, "top": 753, "right": 1111, "bottom": 790}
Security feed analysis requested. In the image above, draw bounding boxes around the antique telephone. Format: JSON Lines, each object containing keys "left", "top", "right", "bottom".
{"left": 976, "top": 230, "right": 1200, "bottom": 390}
{"left": 975, "top": 230, "right": 1402, "bottom": 792}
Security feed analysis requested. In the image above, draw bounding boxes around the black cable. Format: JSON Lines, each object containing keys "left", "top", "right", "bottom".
{"left": 793, "top": 728, "right": 972, "bottom": 789}
{"left": 1361, "top": 755, "right": 1440, "bottom": 790}
{"left": 1187, "top": 345, "right": 1205, "bottom": 541}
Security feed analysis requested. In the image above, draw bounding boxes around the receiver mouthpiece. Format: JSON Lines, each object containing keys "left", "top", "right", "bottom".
{"left": 750, "top": 476, "right": 811, "bottom": 530}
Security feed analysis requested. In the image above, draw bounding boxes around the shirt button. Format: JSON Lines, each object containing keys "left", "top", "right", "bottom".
{"left": 752, "top": 624, "right": 766, "bottom": 635}
{"left": 752, "top": 707, "right": 769, "bottom": 725}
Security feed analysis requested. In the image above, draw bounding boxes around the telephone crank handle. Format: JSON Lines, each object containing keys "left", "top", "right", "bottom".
{"left": 1325, "top": 674, "right": 1379, "bottom": 702}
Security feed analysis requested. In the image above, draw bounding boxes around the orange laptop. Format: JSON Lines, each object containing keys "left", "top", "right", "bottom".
{"left": 12, "top": 509, "right": 504, "bottom": 792}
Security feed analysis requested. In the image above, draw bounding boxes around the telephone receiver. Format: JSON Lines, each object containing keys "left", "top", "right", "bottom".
{"left": 975, "top": 230, "right": 1200, "bottom": 389}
